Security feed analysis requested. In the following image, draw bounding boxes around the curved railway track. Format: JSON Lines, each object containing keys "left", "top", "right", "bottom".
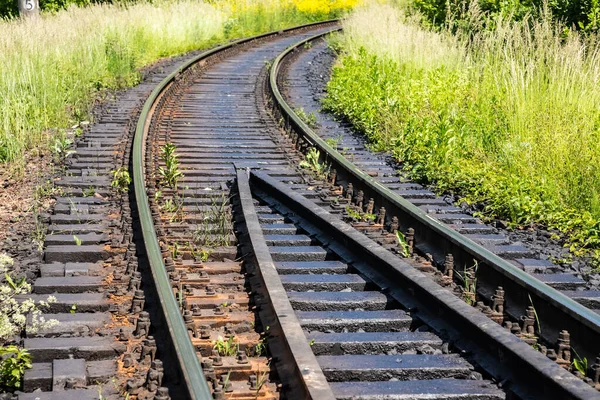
{"left": 16, "top": 20, "right": 600, "bottom": 400}
{"left": 271, "top": 31, "right": 600, "bottom": 365}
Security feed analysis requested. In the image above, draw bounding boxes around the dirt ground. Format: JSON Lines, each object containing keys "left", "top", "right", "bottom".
{"left": 0, "top": 149, "right": 57, "bottom": 280}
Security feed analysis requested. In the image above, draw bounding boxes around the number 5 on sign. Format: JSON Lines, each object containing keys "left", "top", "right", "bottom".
{"left": 18, "top": 0, "right": 39, "bottom": 17}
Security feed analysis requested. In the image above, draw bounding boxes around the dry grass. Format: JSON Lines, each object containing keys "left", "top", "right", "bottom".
{"left": 0, "top": 0, "right": 360, "bottom": 173}
{"left": 0, "top": 1, "right": 226, "bottom": 171}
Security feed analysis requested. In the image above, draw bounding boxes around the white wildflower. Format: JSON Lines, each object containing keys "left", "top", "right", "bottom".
{"left": 0, "top": 272, "right": 58, "bottom": 343}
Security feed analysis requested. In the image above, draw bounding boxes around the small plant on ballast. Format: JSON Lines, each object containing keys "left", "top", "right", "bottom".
{"left": 197, "top": 249, "right": 212, "bottom": 262}
{"left": 158, "top": 143, "right": 183, "bottom": 189}
{"left": 34, "top": 180, "right": 60, "bottom": 201}
{"left": 572, "top": 348, "right": 589, "bottom": 376}
{"left": 160, "top": 191, "right": 186, "bottom": 222}
{"left": 213, "top": 335, "right": 238, "bottom": 356}
{"left": 264, "top": 59, "right": 273, "bottom": 71}
{"left": 345, "top": 206, "right": 376, "bottom": 223}
{"left": 456, "top": 261, "right": 478, "bottom": 306}
{"left": 82, "top": 186, "right": 95, "bottom": 197}
{"left": 171, "top": 242, "right": 181, "bottom": 259}
{"left": 188, "top": 244, "right": 211, "bottom": 262}
{"left": 299, "top": 147, "right": 329, "bottom": 180}
{"left": 31, "top": 209, "right": 46, "bottom": 253}
{"left": 528, "top": 294, "right": 542, "bottom": 337}
{"left": 294, "top": 107, "right": 317, "bottom": 128}
{"left": 325, "top": 136, "right": 342, "bottom": 149}
{"left": 51, "top": 135, "right": 75, "bottom": 162}
{"left": 193, "top": 193, "right": 232, "bottom": 247}
{"left": 345, "top": 206, "right": 362, "bottom": 220}
{"left": 221, "top": 371, "right": 231, "bottom": 395}
{"left": 396, "top": 230, "right": 411, "bottom": 258}
{"left": 255, "top": 362, "right": 270, "bottom": 397}
{"left": 161, "top": 198, "right": 177, "bottom": 213}
{"left": 252, "top": 338, "right": 266, "bottom": 357}
{"left": 110, "top": 167, "right": 131, "bottom": 193}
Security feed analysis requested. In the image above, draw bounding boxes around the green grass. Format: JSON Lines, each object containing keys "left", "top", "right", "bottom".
{"left": 0, "top": 0, "right": 359, "bottom": 173}
{"left": 324, "top": 3, "right": 600, "bottom": 262}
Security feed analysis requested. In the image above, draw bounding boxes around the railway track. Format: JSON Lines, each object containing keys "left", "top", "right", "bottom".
{"left": 273, "top": 30, "right": 600, "bottom": 363}
{"left": 15, "top": 20, "right": 600, "bottom": 400}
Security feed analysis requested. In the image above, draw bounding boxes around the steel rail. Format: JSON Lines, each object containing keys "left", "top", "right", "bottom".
{"left": 236, "top": 169, "right": 335, "bottom": 399}
{"left": 250, "top": 169, "right": 600, "bottom": 400}
{"left": 269, "top": 31, "right": 600, "bottom": 359}
{"left": 132, "top": 20, "right": 338, "bottom": 400}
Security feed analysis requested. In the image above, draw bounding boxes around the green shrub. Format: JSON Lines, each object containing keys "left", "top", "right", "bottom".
{"left": 40, "top": 0, "right": 92, "bottom": 13}
{"left": 0, "top": 346, "right": 31, "bottom": 390}
{"left": 412, "top": 0, "right": 600, "bottom": 32}
{"left": 0, "top": 0, "right": 18, "bottom": 18}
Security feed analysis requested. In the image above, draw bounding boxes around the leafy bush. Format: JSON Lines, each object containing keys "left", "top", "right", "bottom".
{"left": 40, "top": 0, "right": 92, "bottom": 13}
{"left": 412, "top": 0, "right": 600, "bottom": 32}
{"left": 0, "top": 346, "right": 31, "bottom": 390}
{"left": 0, "top": 0, "right": 17, "bottom": 18}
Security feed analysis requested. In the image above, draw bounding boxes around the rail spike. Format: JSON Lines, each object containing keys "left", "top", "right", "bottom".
{"left": 556, "top": 330, "right": 571, "bottom": 368}
{"left": 440, "top": 254, "right": 454, "bottom": 286}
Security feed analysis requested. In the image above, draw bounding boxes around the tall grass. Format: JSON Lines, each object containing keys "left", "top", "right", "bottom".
{"left": 0, "top": 0, "right": 360, "bottom": 170}
{"left": 324, "top": 3, "right": 600, "bottom": 260}
{"left": 0, "top": 1, "right": 223, "bottom": 166}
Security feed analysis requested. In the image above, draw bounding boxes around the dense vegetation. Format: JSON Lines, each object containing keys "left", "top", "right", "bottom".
{"left": 0, "top": 0, "right": 360, "bottom": 171}
{"left": 0, "top": 0, "right": 88, "bottom": 18}
{"left": 324, "top": 3, "right": 600, "bottom": 263}
{"left": 413, "top": 0, "right": 600, "bottom": 32}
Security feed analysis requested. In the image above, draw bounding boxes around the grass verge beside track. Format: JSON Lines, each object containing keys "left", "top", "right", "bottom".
{"left": 0, "top": 0, "right": 359, "bottom": 171}
{"left": 324, "top": 3, "right": 600, "bottom": 264}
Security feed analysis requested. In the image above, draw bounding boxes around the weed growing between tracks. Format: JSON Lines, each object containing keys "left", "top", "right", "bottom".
{"left": 0, "top": 0, "right": 361, "bottom": 174}
{"left": 193, "top": 193, "right": 234, "bottom": 248}
{"left": 294, "top": 106, "right": 318, "bottom": 128}
{"left": 299, "top": 147, "right": 330, "bottom": 179}
{"left": 324, "top": 3, "right": 600, "bottom": 264}
{"left": 158, "top": 143, "right": 183, "bottom": 190}
{"left": 110, "top": 167, "right": 131, "bottom": 193}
